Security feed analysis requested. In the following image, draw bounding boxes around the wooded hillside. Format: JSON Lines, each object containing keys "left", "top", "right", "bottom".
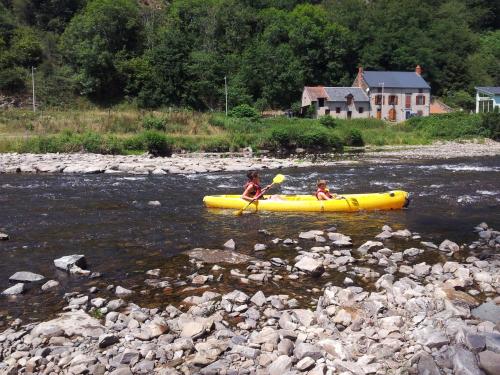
{"left": 0, "top": 0, "right": 499, "bottom": 110}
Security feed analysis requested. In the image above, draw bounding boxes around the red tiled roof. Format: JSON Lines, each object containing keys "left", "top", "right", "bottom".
{"left": 304, "top": 86, "right": 328, "bottom": 100}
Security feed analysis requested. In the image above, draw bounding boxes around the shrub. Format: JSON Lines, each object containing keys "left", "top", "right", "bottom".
{"left": 481, "top": 111, "right": 500, "bottom": 140}
{"left": 319, "top": 115, "right": 336, "bottom": 128}
{"left": 344, "top": 129, "right": 364, "bottom": 146}
{"left": 407, "top": 112, "right": 486, "bottom": 139}
{"left": 228, "top": 104, "right": 260, "bottom": 119}
{"left": 142, "top": 115, "right": 166, "bottom": 131}
{"left": 138, "top": 130, "right": 172, "bottom": 157}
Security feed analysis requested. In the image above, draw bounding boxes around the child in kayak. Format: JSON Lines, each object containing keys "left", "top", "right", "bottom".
{"left": 242, "top": 171, "right": 275, "bottom": 201}
{"left": 316, "top": 180, "right": 337, "bottom": 200}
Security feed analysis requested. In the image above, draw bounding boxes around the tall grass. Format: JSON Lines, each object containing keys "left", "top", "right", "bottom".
{"left": 0, "top": 108, "right": 492, "bottom": 154}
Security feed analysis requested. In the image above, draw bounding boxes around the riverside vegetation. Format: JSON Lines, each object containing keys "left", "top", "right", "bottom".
{"left": 0, "top": 108, "right": 499, "bottom": 156}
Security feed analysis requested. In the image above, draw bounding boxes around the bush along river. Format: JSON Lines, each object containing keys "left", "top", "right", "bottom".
{"left": 0, "top": 155, "right": 499, "bottom": 374}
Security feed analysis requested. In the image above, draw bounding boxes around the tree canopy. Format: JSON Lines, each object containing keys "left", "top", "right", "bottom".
{"left": 0, "top": 0, "right": 498, "bottom": 109}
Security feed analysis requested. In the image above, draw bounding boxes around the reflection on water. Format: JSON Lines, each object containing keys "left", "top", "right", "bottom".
{"left": 0, "top": 156, "right": 499, "bottom": 321}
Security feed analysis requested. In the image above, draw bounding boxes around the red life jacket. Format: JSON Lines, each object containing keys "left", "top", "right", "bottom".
{"left": 245, "top": 181, "right": 262, "bottom": 198}
{"left": 316, "top": 188, "right": 333, "bottom": 200}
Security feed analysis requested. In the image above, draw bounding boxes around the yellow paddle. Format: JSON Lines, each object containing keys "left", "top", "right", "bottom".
{"left": 234, "top": 174, "right": 285, "bottom": 216}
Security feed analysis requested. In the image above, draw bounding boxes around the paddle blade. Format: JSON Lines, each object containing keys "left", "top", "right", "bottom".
{"left": 272, "top": 174, "right": 285, "bottom": 184}
{"left": 234, "top": 209, "right": 244, "bottom": 216}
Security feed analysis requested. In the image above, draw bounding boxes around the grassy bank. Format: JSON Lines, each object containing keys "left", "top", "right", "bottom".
{"left": 0, "top": 109, "right": 497, "bottom": 155}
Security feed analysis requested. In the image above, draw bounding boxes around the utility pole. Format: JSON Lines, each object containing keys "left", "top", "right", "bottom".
{"left": 31, "top": 66, "right": 36, "bottom": 113}
{"left": 224, "top": 76, "right": 228, "bottom": 116}
{"left": 379, "top": 82, "right": 384, "bottom": 120}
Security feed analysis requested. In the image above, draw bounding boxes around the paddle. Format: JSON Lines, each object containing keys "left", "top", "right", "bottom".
{"left": 234, "top": 174, "right": 285, "bottom": 216}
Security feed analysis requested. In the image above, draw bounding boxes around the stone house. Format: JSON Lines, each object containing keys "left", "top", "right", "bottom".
{"left": 301, "top": 86, "right": 370, "bottom": 119}
{"left": 302, "top": 65, "right": 431, "bottom": 122}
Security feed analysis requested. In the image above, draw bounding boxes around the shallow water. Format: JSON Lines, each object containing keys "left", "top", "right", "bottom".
{"left": 1, "top": 156, "right": 499, "bottom": 323}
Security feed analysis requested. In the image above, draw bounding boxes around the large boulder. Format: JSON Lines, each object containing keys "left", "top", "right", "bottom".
{"left": 9, "top": 271, "right": 45, "bottom": 282}
{"left": 31, "top": 310, "right": 104, "bottom": 338}
{"left": 54, "top": 255, "right": 87, "bottom": 271}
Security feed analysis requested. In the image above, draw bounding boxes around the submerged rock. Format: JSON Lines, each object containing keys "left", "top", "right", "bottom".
{"left": 0, "top": 232, "right": 9, "bottom": 240}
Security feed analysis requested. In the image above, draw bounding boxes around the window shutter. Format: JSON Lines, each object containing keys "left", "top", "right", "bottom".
{"left": 395, "top": 96, "right": 398, "bottom": 105}
{"left": 422, "top": 96, "right": 425, "bottom": 105}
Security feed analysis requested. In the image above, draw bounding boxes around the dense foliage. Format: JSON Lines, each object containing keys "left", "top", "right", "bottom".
{"left": 0, "top": 0, "right": 499, "bottom": 110}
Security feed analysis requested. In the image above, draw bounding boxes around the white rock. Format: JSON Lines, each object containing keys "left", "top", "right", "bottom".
{"left": 1, "top": 283, "right": 25, "bottom": 295}
{"left": 115, "top": 286, "right": 134, "bottom": 296}
{"left": 294, "top": 257, "right": 324, "bottom": 276}
{"left": 223, "top": 239, "right": 236, "bottom": 250}
{"left": 9, "top": 271, "right": 45, "bottom": 282}
{"left": 54, "top": 255, "right": 87, "bottom": 271}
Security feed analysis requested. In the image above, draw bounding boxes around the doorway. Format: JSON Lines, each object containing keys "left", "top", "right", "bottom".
{"left": 347, "top": 111, "right": 352, "bottom": 119}
{"left": 388, "top": 108, "right": 396, "bottom": 121}
{"left": 376, "top": 109, "right": 381, "bottom": 119}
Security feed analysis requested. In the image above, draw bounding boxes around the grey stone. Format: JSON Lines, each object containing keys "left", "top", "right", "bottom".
{"left": 294, "top": 343, "right": 322, "bottom": 360}
{"left": 41, "top": 280, "right": 60, "bottom": 291}
{"left": 254, "top": 243, "right": 267, "bottom": 251}
{"left": 109, "top": 367, "right": 133, "bottom": 375}
{"left": 485, "top": 332, "right": 500, "bottom": 353}
{"left": 479, "top": 350, "right": 500, "bottom": 375}
{"left": 439, "top": 240, "right": 460, "bottom": 253}
{"left": 294, "top": 257, "right": 324, "bottom": 276}
{"left": 9, "top": 271, "right": 45, "bottom": 282}
{"left": 224, "top": 239, "right": 236, "bottom": 250}
{"left": 31, "top": 310, "right": 104, "bottom": 338}
{"left": 223, "top": 290, "right": 249, "bottom": 303}
{"left": 420, "top": 241, "right": 438, "bottom": 249}
{"left": 472, "top": 302, "right": 500, "bottom": 324}
{"left": 268, "top": 355, "right": 292, "bottom": 375}
{"left": 1, "top": 283, "right": 25, "bottom": 295}
{"left": 54, "top": 255, "right": 87, "bottom": 271}
{"left": 465, "top": 333, "right": 486, "bottom": 353}
{"left": 250, "top": 291, "right": 267, "bottom": 307}
{"left": 115, "top": 286, "right": 134, "bottom": 297}
{"left": 452, "top": 347, "right": 482, "bottom": 375}
{"left": 278, "top": 338, "right": 294, "bottom": 356}
{"left": 118, "top": 349, "right": 140, "bottom": 365}
{"left": 296, "top": 357, "right": 315, "bottom": 371}
{"left": 417, "top": 352, "right": 440, "bottom": 375}
{"left": 392, "top": 229, "right": 412, "bottom": 238}
{"left": 414, "top": 327, "right": 449, "bottom": 348}
{"left": 107, "top": 299, "right": 125, "bottom": 311}
{"left": 98, "top": 334, "right": 119, "bottom": 348}
{"left": 358, "top": 241, "right": 383, "bottom": 253}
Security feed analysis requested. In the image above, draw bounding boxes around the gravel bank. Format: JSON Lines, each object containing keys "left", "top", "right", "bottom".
{"left": 1, "top": 223, "right": 499, "bottom": 374}
{"left": 0, "top": 141, "right": 499, "bottom": 175}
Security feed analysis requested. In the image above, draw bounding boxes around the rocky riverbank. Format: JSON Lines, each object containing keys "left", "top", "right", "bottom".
{"left": 0, "top": 140, "right": 499, "bottom": 175}
{"left": 1, "top": 223, "right": 499, "bottom": 375}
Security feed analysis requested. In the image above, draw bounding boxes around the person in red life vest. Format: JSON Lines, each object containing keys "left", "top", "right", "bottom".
{"left": 242, "top": 171, "right": 274, "bottom": 202}
{"left": 316, "top": 180, "right": 337, "bottom": 200}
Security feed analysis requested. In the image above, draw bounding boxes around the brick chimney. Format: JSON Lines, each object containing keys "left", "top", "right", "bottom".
{"left": 415, "top": 65, "right": 422, "bottom": 75}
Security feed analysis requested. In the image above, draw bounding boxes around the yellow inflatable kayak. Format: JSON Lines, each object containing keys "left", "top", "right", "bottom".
{"left": 203, "top": 190, "right": 410, "bottom": 212}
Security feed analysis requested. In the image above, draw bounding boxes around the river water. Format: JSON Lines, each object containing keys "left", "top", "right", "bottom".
{"left": 1, "top": 156, "right": 499, "bottom": 324}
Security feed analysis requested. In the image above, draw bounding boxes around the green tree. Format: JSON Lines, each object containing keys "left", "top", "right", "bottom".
{"left": 59, "top": 0, "right": 141, "bottom": 100}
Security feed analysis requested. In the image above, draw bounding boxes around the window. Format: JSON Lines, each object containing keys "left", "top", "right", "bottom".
{"left": 377, "top": 87, "right": 382, "bottom": 93}
{"left": 388, "top": 95, "right": 398, "bottom": 105}
{"left": 346, "top": 94, "right": 353, "bottom": 106}
{"left": 325, "top": 109, "right": 330, "bottom": 115}
{"left": 418, "top": 89, "right": 423, "bottom": 93}
{"left": 375, "top": 95, "right": 383, "bottom": 105}
{"left": 359, "top": 107, "right": 364, "bottom": 113}
{"left": 335, "top": 107, "right": 341, "bottom": 114}
{"left": 416, "top": 95, "right": 425, "bottom": 105}
{"left": 318, "top": 98, "right": 325, "bottom": 107}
